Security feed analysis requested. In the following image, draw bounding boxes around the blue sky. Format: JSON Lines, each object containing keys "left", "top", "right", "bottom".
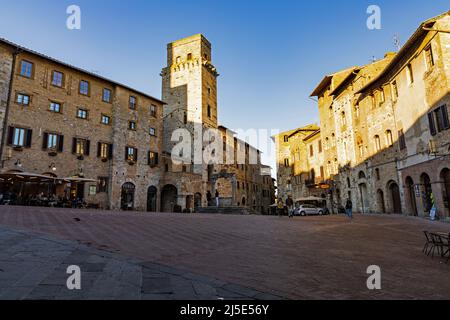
{"left": 0, "top": 0, "right": 448, "bottom": 170}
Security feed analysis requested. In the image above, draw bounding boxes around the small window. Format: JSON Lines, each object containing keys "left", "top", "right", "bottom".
{"left": 310, "top": 145, "right": 314, "bottom": 157}
{"left": 149, "top": 127, "right": 156, "bottom": 136}
{"left": 341, "top": 112, "right": 346, "bottom": 126}
{"left": 406, "top": 64, "right": 414, "bottom": 85}
{"left": 51, "top": 71, "right": 64, "bottom": 87}
{"left": 375, "top": 135, "right": 381, "bottom": 152}
{"left": 207, "top": 105, "right": 212, "bottom": 118}
{"left": 103, "top": 89, "right": 112, "bottom": 103}
{"left": 17, "top": 93, "right": 30, "bottom": 106}
{"left": 380, "top": 88, "right": 385, "bottom": 104}
{"left": 79, "top": 80, "right": 90, "bottom": 95}
{"left": 101, "top": 114, "right": 110, "bottom": 125}
{"left": 370, "top": 94, "right": 376, "bottom": 109}
{"left": 398, "top": 129, "right": 406, "bottom": 150}
{"left": 284, "top": 158, "right": 290, "bottom": 167}
{"left": 148, "top": 151, "right": 159, "bottom": 167}
{"left": 77, "top": 108, "right": 88, "bottom": 119}
{"left": 43, "top": 132, "right": 63, "bottom": 152}
{"left": 187, "top": 53, "right": 192, "bottom": 60}
{"left": 73, "top": 138, "right": 90, "bottom": 156}
{"left": 318, "top": 140, "right": 323, "bottom": 153}
{"left": 49, "top": 102, "right": 61, "bottom": 113}
{"left": 97, "top": 142, "right": 111, "bottom": 159}
{"left": 386, "top": 130, "right": 393, "bottom": 146}
{"left": 128, "top": 121, "right": 137, "bottom": 131}
{"left": 126, "top": 146, "right": 137, "bottom": 162}
{"left": 8, "top": 127, "right": 32, "bottom": 147}
{"left": 176, "top": 56, "right": 181, "bottom": 64}
{"left": 20, "top": 60, "right": 33, "bottom": 78}
{"left": 392, "top": 81, "right": 399, "bottom": 100}
{"left": 355, "top": 104, "right": 360, "bottom": 118}
{"left": 97, "top": 177, "right": 109, "bottom": 193}
{"left": 425, "top": 46, "right": 434, "bottom": 70}
{"left": 150, "top": 104, "right": 157, "bottom": 117}
{"left": 283, "top": 135, "right": 289, "bottom": 143}
{"left": 129, "top": 96, "right": 137, "bottom": 109}
{"left": 375, "top": 168, "right": 380, "bottom": 181}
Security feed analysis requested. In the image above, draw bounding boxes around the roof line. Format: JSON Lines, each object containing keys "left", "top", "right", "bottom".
{"left": 0, "top": 37, "right": 165, "bottom": 104}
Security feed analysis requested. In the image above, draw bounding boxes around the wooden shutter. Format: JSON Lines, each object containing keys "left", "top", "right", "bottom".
{"left": 7, "top": 126, "right": 14, "bottom": 145}
{"left": 25, "top": 129, "right": 32, "bottom": 148}
{"left": 134, "top": 148, "right": 138, "bottom": 161}
{"left": 97, "top": 142, "right": 101, "bottom": 157}
{"left": 108, "top": 144, "right": 113, "bottom": 159}
{"left": 85, "top": 140, "right": 90, "bottom": 156}
{"left": 57, "top": 135, "right": 64, "bottom": 152}
{"left": 442, "top": 105, "right": 449, "bottom": 130}
{"left": 428, "top": 113, "right": 437, "bottom": 136}
{"left": 72, "top": 138, "right": 77, "bottom": 153}
{"left": 125, "top": 147, "right": 128, "bottom": 160}
{"left": 42, "top": 132, "right": 49, "bottom": 149}
{"left": 155, "top": 152, "right": 159, "bottom": 165}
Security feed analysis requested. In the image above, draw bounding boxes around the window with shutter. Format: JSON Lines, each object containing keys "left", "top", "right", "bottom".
{"left": 428, "top": 113, "right": 437, "bottom": 136}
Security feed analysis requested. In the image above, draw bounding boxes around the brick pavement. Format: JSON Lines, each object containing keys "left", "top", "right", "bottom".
{"left": 0, "top": 206, "right": 449, "bottom": 299}
{"left": 0, "top": 225, "right": 281, "bottom": 300}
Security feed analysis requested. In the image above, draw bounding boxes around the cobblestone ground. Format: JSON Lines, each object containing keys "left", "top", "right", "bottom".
{"left": 0, "top": 206, "right": 449, "bottom": 300}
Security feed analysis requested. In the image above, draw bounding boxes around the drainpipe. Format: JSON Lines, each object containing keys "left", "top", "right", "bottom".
{"left": 0, "top": 48, "right": 20, "bottom": 169}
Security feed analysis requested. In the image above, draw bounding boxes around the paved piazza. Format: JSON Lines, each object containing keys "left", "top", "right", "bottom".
{"left": 0, "top": 206, "right": 449, "bottom": 300}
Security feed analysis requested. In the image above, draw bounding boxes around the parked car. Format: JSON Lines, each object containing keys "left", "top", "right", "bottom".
{"left": 294, "top": 204, "right": 324, "bottom": 216}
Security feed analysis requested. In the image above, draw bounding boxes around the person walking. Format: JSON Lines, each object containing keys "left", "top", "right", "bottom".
{"left": 286, "top": 196, "right": 294, "bottom": 218}
{"left": 345, "top": 198, "right": 353, "bottom": 219}
{"left": 277, "top": 198, "right": 284, "bottom": 217}
{"left": 215, "top": 190, "right": 220, "bottom": 208}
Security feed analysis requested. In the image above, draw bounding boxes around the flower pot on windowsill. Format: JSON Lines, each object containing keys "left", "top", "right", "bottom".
{"left": 77, "top": 155, "right": 84, "bottom": 160}
{"left": 127, "top": 160, "right": 135, "bottom": 166}
{"left": 48, "top": 150, "right": 57, "bottom": 157}
{"left": 13, "top": 146, "right": 23, "bottom": 152}
{"left": 101, "top": 157, "right": 108, "bottom": 163}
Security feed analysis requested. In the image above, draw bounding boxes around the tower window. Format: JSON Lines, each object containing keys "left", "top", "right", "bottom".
{"left": 207, "top": 105, "right": 212, "bottom": 118}
{"left": 187, "top": 53, "right": 192, "bottom": 60}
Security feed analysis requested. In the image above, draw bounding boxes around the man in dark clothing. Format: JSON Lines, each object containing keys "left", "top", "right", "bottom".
{"left": 215, "top": 190, "right": 220, "bottom": 207}
{"left": 345, "top": 199, "right": 353, "bottom": 219}
{"left": 206, "top": 191, "right": 212, "bottom": 206}
{"left": 286, "top": 196, "right": 294, "bottom": 218}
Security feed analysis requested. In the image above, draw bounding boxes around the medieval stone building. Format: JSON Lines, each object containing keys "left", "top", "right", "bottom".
{"left": 277, "top": 11, "right": 450, "bottom": 219}
{"left": 0, "top": 34, "right": 275, "bottom": 214}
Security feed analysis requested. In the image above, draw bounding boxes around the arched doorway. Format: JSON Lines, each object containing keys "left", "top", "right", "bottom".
{"left": 405, "top": 177, "right": 417, "bottom": 216}
{"left": 161, "top": 184, "right": 177, "bottom": 212}
{"left": 186, "top": 195, "right": 193, "bottom": 211}
{"left": 358, "top": 183, "right": 368, "bottom": 214}
{"left": 376, "top": 189, "right": 386, "bottom": 213}
{"left": 388, "top": 181, "right": 402, "bottom": 214}
{"left": 147, "top": 186, "right": 157, "bottom": 212}
{"left": 440, "top": 168, "right": 450, "bottom": 216}
{"left": 194, "top": 193, "right": 202, "bottom": 211}
{"left": 242, "top": 197, "right": 246, "bottom": 206}
{"left": 121, "top": 182, "right": 135, "bottom": 211}
{"left": 420, "top": 173, "right": 432, "bottom": 214}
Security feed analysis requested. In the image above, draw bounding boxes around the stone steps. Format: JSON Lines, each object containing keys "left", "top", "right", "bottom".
{"left": 196, "top": 206, "right": 256, "bottom": 215}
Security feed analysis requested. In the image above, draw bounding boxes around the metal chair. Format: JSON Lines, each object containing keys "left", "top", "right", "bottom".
{"left": 423, "top": 231, "right": 433, "bottom": 256}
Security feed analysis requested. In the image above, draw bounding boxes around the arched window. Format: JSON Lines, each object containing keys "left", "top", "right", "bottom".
{"left": 341, "top": 111, "right": 346, "bottom": 126}
{"left": 385, "top": 130, "right": 393, "bottom": 146}
{"left": 355, "top": 103, "right": 360, "bottom": 118}
{"left": 375, "top": 135, "right": 381, "bottom": 152}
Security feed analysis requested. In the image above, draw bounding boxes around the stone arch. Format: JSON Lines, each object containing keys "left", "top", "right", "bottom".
{"left": 387, "top": 180, "right": 402, "bottom": 214}
{"left": 121, "top": 182, "right": 136, "bottom": 211}
{"left": 420, "top": 173, "right": 433, "bottom": 213}
{"left": 161, "top": 184, "right": 177, "bottom": 213}
{"left": 440, "top": 168, "right": 450, "bottom": 217}
{"left": 147, "top": 186, "right": 157, "bottom": 212}
{"left": 405, "top": 176, "right": 418, "bottom": 216}
{"left": 376, "top": 189, "right": 386, "bottom": 213}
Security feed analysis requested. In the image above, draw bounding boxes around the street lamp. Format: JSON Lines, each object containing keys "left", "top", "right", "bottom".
{"left": 49, "top": 163, "right": 57, "bottom": 172}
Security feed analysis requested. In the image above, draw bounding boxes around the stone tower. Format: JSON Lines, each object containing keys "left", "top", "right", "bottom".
{"left": 161, "top": 34, "right": 219, "bottom": 175}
